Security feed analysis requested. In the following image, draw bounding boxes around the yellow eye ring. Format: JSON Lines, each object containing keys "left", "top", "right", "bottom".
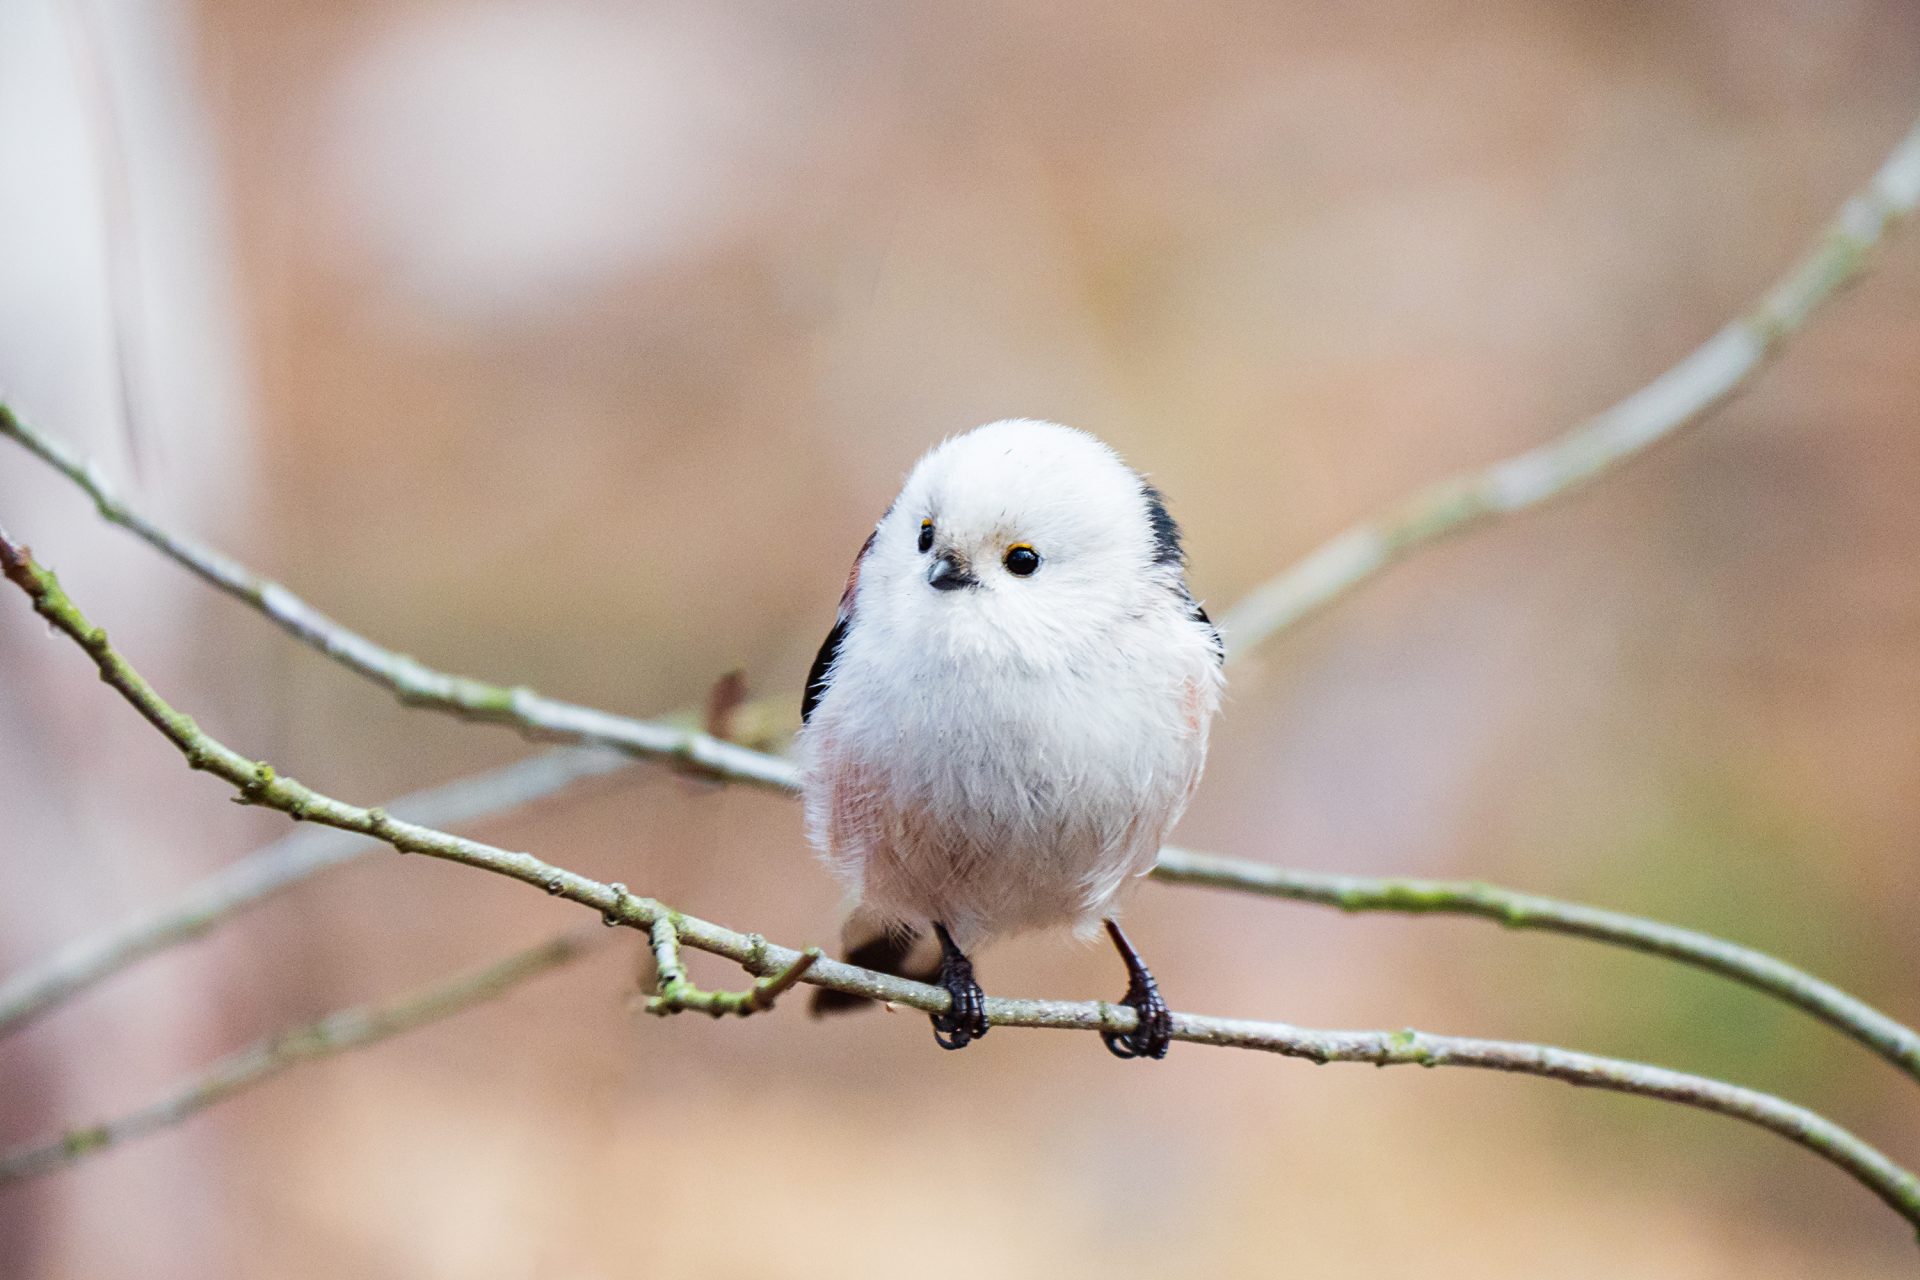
{"left": 917, "top": 519, "right": 935, "bottom": 554}
{"left": 1003, "top": 544, "right": 1041, "bottom": 577}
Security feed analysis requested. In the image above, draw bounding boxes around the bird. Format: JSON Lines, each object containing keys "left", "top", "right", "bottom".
{"left": 797, "top": 419, "right": 1224, "bottom": 1059}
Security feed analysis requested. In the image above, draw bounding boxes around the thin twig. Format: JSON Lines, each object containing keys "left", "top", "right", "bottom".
{"left": 0, "top": 746, "right": 630, "bottom": 1038}
{"left": 0, "top": 401, "right": 796, "bottom": 792}
{"left": 0, "top": 928, "right": 603, "bottom": 1184}
{"left": 1150, "top": 850, "right": 1920, "bottom": 1086}
{"left": 646, "top": 915, "right": 822, "bottom": 1017}
{"left": 3, "top": 532, "right": 1916, "bottom": 1232}
{"left": 1218, "top": 112, "right": 1920, "bottom": 654}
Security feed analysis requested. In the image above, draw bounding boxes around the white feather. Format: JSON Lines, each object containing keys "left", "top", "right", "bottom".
{"left": 799, "top": 420, "right": 1223, "bottom": 951}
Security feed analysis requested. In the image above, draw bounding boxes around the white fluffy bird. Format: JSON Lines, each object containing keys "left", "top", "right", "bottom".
{"left": 798, "top": 420, "right": 1223, "bottom": 1058}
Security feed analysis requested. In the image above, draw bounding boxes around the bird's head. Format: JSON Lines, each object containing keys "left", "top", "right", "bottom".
{"left": 857, "top": 420, "right": 1184, "bottom": 668}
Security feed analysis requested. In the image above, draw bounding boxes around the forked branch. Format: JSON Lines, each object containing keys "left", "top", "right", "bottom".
{"left": 646, "top": 913, "right": 822, "bottom": 1017}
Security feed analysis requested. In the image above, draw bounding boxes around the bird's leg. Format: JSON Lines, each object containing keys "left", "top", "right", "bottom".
{"left": 929, "top": 922, "right": 990, "bottom": 1050}
{"left": 1101, "top": 919, "right": 1172, "bottom": 1060}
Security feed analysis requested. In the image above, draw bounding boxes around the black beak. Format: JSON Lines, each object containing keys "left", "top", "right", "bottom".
{"left": 927, "top": 553, "right": 976, "bottom": 592}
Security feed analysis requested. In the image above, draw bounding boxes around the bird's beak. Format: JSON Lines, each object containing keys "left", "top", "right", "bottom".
{"left": 926, "top": 552, "right": 977, "bottom": 592}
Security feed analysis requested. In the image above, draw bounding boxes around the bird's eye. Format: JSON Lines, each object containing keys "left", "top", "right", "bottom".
{"left": 917, "top": 520, "right": 935, "bottom": 554}
{"left": 1003, "top": 544, "right": 1041, "bottom": 577}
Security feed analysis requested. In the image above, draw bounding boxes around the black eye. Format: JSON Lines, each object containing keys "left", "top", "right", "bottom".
{"left": 917, "top": 521, "right": 934, "bottom": 554}
{"left": 1003, "top": 545, "right": 1040, "bottom": 577}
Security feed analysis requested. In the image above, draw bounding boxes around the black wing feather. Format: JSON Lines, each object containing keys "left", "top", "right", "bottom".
{"left": 801, "top": 528, "right": 876, "bottom": 724}
{"left": 1192, "top": 598, "right": 1225, "bottom": 665}
{"left": 1142, "top": 479, "right": 1224, "bottom": 665}
{"left": 1140, "top": 483, "right": 1185, "bottom": 567}
{"left": 801, "top": 615, "right": 849, "bottom": 724}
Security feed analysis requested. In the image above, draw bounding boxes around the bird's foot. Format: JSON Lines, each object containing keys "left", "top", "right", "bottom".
{"left": 1103, "top": 969, "right": 1171, "bottom": 1060}
{"left": 930, "top": 924, "right": 989, "bottom": 1050}
{"left": 1101, "top": 919, "right": 1171, "bottom": 1060}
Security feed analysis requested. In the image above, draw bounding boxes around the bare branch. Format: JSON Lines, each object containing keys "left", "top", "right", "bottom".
{"left": 0, "top": 401, "right": 796, "bottom": 792}
{"left": 1151, "top": 850, "right": 1920, "bottom": 1086}
{"left": 1218, "top": 113, "right": 1920, "bottom": 654}
{"left": 4, "top": 531, "right": 1917, "bottom": 1231}
{"left": 0, "top": 928, "right": 603, "bottom": 1185}
{"left": 0, "top": 746, "right": 630, "bottom": 1038}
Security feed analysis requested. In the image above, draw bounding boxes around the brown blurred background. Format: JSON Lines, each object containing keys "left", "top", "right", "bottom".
{"left": 3, "top": 1, "right": 1919, "bottom": 1275}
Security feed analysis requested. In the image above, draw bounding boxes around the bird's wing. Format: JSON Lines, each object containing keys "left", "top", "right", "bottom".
{"left": 1141, "top": 481, "right": 1224, "bottom": 665}
{"left": 802, "top": 527, "right": 876, "bottom": 724}
{"left": 1191, "top": 596, "right": 1225, "bottom": 666}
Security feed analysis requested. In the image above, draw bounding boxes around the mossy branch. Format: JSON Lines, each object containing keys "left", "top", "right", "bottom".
{"left": 16, "top": 745, "right": 1916, "bottom": 1115}
{"left": 646, "top": 914, "right": 822, "bottom": 1017}
{"left": 1149, "top": 850, "right": 1920, "bottom": 1086}
{"left": 4, "top": 530, "right": 1918, "bottom": 1235}
{"left": 0, "top": 928, "right": 602, "bottom": 1184}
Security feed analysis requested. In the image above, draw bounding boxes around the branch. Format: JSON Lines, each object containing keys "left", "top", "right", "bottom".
{"left": 645, "top": 913, "right": 821, "bottom": 1017}
{"left": 0, "top": 745, "right": 630, "bottom": 1038}
{"left": 0, "top": 401, "right": 797, "bottom": 792}
{"left": 21, "top": 742, "right": 1908, "bottom": 1098}
{"left": 1150, "top": 851, "right": 1920, "bottom": 1087}
{"left": 4, "top": 533, "right": 1917, "bottom": 1233}
{"left": 0, "top": 928, "right": 602, "bottom": 1185}
{"left": 1217, "top": 112, "right": 1920, "bottom": 654}
{"left": 20, "top": 758, "right": 1909, "bottom": 1106}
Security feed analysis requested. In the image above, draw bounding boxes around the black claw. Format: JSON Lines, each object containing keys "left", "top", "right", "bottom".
{"left": 1102, "top": 919, "right": 1172, "bottom": 1061}
{"left": 929, "top": 923, "right": 989, "bottom": 1050}
{"left": 1102, "top": 972, "right": 1171, "bottom": 1060}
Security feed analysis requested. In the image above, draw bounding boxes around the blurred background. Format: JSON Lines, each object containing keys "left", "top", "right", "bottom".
{"left": 3, "top": 1, "right": 1919, "bottom": 1275}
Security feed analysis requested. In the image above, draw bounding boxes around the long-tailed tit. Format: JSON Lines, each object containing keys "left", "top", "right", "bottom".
{"left": 798, "top": 420, "right": 1223, "bottom": 1058}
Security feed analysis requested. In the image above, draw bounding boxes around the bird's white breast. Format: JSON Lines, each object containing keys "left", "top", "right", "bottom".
{"left": 801, "top": 605, "right": 1219, "bottom": 947}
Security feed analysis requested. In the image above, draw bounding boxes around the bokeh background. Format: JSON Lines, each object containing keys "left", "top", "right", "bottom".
{"left": 3, "top": 2, "right": 1919, "bottom": 1275}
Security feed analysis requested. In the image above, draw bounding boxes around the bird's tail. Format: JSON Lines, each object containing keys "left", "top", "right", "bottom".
{"left": 810, "top": 914, "right": 940, "bottom": 1016}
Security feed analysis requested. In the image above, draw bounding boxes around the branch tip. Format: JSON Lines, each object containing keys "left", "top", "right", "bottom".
{"left": 644, "top": 919, "right": 820, "bottom": 1018}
